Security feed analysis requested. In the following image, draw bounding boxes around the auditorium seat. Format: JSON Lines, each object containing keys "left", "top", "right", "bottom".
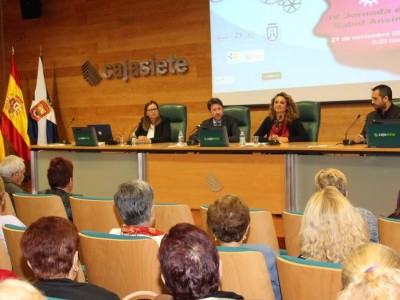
{"left": 378, "top": 217, "right": 400, "bottom": 253}
{"left": 297, "top": 101, "right": 321, "bottom": 142}
{"left": 153, "top": 203, "right": 194, "bottom": 233}
{"left": 159, "top": 104, "right": 187, "bottom": 142}
{"left": 393, "top": 98, "right": 400, "bottom": 109}
{"left": 0, "top": 239, "right": 11, "bottom": 270}
{"left": 282, "top": 210, "right": 303, "bottom": 257}
{"left": 0, "top": 192, "right": 16, "bottom": 216}
{"left": 224, "top": 106, "right": 251, "bottom": 141}
{"left": 122, "top": 291, "right": 158, "bottom": 300}
{"left": 277, "top": 255, "right": 342, "bottom": 300}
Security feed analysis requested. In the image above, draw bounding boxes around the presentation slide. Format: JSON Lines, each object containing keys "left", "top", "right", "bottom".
{"left": 210, "top": 0, "right": 400, "bottom": 105}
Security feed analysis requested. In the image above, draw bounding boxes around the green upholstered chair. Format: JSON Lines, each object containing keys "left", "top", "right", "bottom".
{"left": 392, "top": 98, "right": 400, "bottom": 109}
{"left": 159, "top": 104, "right": 187, "bottom": 142}
{"left": 297, "top": 101, "right": 321, "bottom": 142}
{"left": 224, "top": 106, "right": 251, "bottom": 141}
{"left": 277, "top": 255, "right": 342, "bottom": 300}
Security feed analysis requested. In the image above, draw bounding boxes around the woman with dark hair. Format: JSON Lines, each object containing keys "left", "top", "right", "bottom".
{"left": 20, "top": 216, "right": 119, "bottom": 300}
{"left": 41, "top": 157, "right": 80, "bottom": 220}
{"left": 135, "top": 100, "right": 171, "bottom": 143}
{"left": 254, "top": 92, "right": 308, "bottom": 143}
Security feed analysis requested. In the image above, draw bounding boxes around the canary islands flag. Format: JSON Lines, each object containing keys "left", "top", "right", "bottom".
{"left": 28, "top": 55, "right": 58, "bottom": 145}
{"left": 1, "top": 50, "right": 31, "bottom": 161}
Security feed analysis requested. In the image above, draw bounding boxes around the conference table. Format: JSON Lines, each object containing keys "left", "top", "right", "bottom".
{"left": 30, "top": 142, "right": 400, "bottom": 217}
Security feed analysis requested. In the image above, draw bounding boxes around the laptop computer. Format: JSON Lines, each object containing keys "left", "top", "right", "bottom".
{"left": 72, "top": 127, "right": 99, "bottom": 146}
{"left": 88, "top": 124, "right": 115, "bottom": 144}
{"left": 198, "top": 125, "right": 229, "bottom": 147}
{"left": 367, "top": 119, "right": 400, "bottom": 148}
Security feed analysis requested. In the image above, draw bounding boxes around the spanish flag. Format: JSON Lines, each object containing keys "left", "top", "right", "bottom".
{"left": 1, "top": 49, "right": 31, "bottom": 161}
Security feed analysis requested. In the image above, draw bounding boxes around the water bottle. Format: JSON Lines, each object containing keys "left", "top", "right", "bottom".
{"left": 239, "top": 131, "right": 246, "bottom": 146}
{"left": 178, "top": 130, "right": 184, "bottom": 145}
{"left": 131, "top": 133, "right": 137, "bottom": 146}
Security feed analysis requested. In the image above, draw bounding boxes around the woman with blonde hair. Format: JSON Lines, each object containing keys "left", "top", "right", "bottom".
{"left": 338, "top": 243, "right": 400, "bottom": 299}
{"left": 300, "top": 186, "right": 369, "bottom": 263}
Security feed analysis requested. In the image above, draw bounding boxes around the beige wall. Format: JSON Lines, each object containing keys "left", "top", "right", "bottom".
{"left": 0, "top": 0, "right": 374, "bottom": 146}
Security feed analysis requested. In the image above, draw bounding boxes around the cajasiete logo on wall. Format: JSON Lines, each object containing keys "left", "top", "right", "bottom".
{"left": 81, "top": 55, "right": 189, "bottom": 86}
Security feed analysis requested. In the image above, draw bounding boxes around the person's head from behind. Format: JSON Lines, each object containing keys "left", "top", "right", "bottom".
{"left": 0, "top": 155, "right": 25, "bottom": 185}
{"left": 338, "top": 243, "right": 400, "bottom": 300}
{"left": 300, "top": 186, "right": 369, "bottom": 263}
{"left": 269, "top": 92, "right": 299, "bottom": 123}
{"left": 207, "top": 98, "right": 224, "bottom": 122}
{"left": 0, "top": 279, "right": 45, "bottom": 300}
{"left": 207, "top": 194, "right": 250, "bottom": 244}
{"left": 20, "top": 216, "right": 79, "bottom": 280}
{"left": 158, "top": 223, "right": 220, "bottom": 300}
{"left": 371, "top": 84, "right": 393, "bottom": 112}
{"left": 314, "top": 168, "right": 347, "bottom": 196}
{"left": 114, "top": 179, "right": 154, "bottom": 227}
{"left": 0, "top": 177, "right": 7, "bottom": 207}
{"left": 47, "top": 157, "right": 74, "bottom": 191}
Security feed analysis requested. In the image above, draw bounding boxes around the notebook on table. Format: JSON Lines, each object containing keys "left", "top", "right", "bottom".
{"left": 72, "top": 127, "right": 99, "bottom": 146}
{"left": 198, "top": 125, "right": 229, "bottom": 147}
{"left": 88, "top": 124, "right": 116, "bottom": 144}
{"left": 367, "top": 119, "right": 400, "bottom": 148}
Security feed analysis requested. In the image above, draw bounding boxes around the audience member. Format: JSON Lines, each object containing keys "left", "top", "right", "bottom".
{"left": 0, "top": 155, "right": 28, "bottom": 206}
{"left": 300, "top": 187, "right": 369, "bottom": 263}
{"left": 0, "top": 177, "right": 24, "bottom": 251}
{"left": 189, "top": 98, "right": 240, "bottom": 143}
{"left": 254, "top": 92, "right": 309, "bottom": 143}
{"left": 354, "top": 84, "right": 400, "bottom": 144}
{"left": 20, "top": 216, "right": 119, "bottom": 300}
{"left": 40, "top": 157, "right": 80, "bottom": 220}
{"left": 111, "top": 179, "right": 164, "bottom": 245}
{"left": 135, "top": 100, "right": 171, "bottom": 143}
{"left": 388, "top": 189, "right": 400, "bottom": 219}
{"left": 206, "top": 194, "right": 281, "bottom": 300}
{"left": 338, "top": 243, "right": 400, "bottom": 299}
{"left": 155, "top": 223, "right": 243, "bottom": 300}
{"left": 0, "top": 269, "right": 17, "bottom": 281}
{"left": 314, "top": 168, "right": 379, "bottom": 242}
{"left": 0, "top": 279, "right": 46, "bottom": 300}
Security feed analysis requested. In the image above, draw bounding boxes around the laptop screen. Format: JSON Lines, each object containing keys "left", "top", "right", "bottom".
{"left": 198, "top": 125, "right": 229, "bottom": 147}
{"left": 88, "top": 124, "right": 113, "bottom": 143}
{"left": 72, "top": 127, "right": 99, "bottom": 146}
{"left": 367, "top": 119, "right": 400, "bottom": 148}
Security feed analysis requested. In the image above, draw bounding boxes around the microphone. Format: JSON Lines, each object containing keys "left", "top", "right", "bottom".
{"left": 62, "top": 117, "right": 75, "bottom": 144}
{"left": 187, "top": 124, "right": 201, "bottom": 145}
{"left": 343, "top": 114, "right": 361, "bottom": 145}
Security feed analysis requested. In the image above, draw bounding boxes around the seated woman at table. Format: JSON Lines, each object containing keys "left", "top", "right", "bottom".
{"left": 253, "top": 92, "right": 309, "bottom": 143}
{"left": 135, "top": 100, "right": 171, "bottom": 143}
{"left": 207, "top": 194, "right": 281, "bottom": 300}
{"left": 299, "top": 187, "right": 369, "bottom": 263}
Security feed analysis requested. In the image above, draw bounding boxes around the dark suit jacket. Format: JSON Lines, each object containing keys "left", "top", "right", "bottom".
{"left": 190, "top": 115, "right": 240, "bottom": 142}
{"left": 254, "top": 118, "right": 309, "bottom": 142}
{"left": 135, "top": 116, "right": 171, "bottom": 143}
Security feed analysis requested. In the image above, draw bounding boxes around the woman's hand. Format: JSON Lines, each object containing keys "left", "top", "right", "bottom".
{"left": 137, "top": 136, "right": 151, "bottom": 144}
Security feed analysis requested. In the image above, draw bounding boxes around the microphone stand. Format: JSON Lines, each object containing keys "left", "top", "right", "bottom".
{"left": 343, "top": 114, "right": 361, "bottom": 145}
{"left": 62, "top": 117, "right": 75, "bottom": 144}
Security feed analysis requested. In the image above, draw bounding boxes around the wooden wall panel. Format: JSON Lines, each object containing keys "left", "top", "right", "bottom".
{"left": 0, "top": 0, "right": 378, "bottom": 146}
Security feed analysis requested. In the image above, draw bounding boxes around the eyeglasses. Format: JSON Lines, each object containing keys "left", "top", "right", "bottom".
{"left": 147, "top": 108, "right": 158, "bottom": 112}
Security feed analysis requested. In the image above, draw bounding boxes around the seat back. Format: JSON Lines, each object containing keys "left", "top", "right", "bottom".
{"left": 153, "top": 203, "right": 194, "bottom": 233}
{"left": 277, "top": 255, "right": 342, "bottom": 300}
{"left": 378, "top": 217, "right": 400, "bottom": 253}
{"left": 200, "top": 205, "right": 279, "bottom": 253}
{"left": 0, "top": 239, "right": 11, "bottom": 270}
{"left": 158, "top": 104, "right": 187, "bottom": 142}
{"left": 70, "top": 196, "right": 122, "bottom": 232}
{"left": 393, "top": 98, "right": 400, "bottom": 109}
{"left": 79, "top": 231, "right": 164, "bottom": 298}
{"left": 0, "top": 193, "right": 16, "bottom": 217}
{"left": 224, "top": 106, "right": 251, "bottom": 141}
{"left": 218, "top": 246, "right": 274, "bottom": 300}
{"left": 297, "top": 101, "right": 321, "bottom": 142}
{"left": 122, "top": 291, "right": 158, "bottom": 300}
{"left": 13, "top": 193, "right": 67, "bottom": 226}
{"left": 282, "top": 210, "right": 303, "bottom": 257}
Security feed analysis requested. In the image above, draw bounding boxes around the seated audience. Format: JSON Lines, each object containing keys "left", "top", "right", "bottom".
{"left": 40, "top": 157, "right": 80, "bottom": 220}
{"left": 0, "top": 279, "right": 46, "bottom": 300}
{"left": 253, "top": 92, "right": 309, "bottom": 143}
{"left": 314, "top": 168, "right": 379, "bottom": 242}
{"left": 388, "top": 189, "right": 400, "bottom": 219}
{"left": 338, "top": 243, "right": 400, "bottom": 299}
{"left": 111, "top": 179, "right": 164, "bottom": 245}
{"left": 300, "top": 187, "right": 369, "bottom": 263}
{"left": 206, "top": 194, "right": 281, "bottom": 300}
{"left": 0, "top": 177, "right": 24, "bottom": 251}
{"left": 20, "top": 216, "right": 119, "bottom": 300}
{"left": 134, "top": 100, "right": 171, "bottom": 143}
{"left": 0, "top": 155, "right": 28, "bottom": 206}
{"left": 155, "top": 223, "right": 243, "bottom": 300}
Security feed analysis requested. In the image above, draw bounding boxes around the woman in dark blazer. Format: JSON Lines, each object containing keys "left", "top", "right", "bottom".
{"left": 135, "top": 100, "right": 171, "bottom": 143}
{"left": 254, "top": 92, "right": 309, "bottom": 143}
